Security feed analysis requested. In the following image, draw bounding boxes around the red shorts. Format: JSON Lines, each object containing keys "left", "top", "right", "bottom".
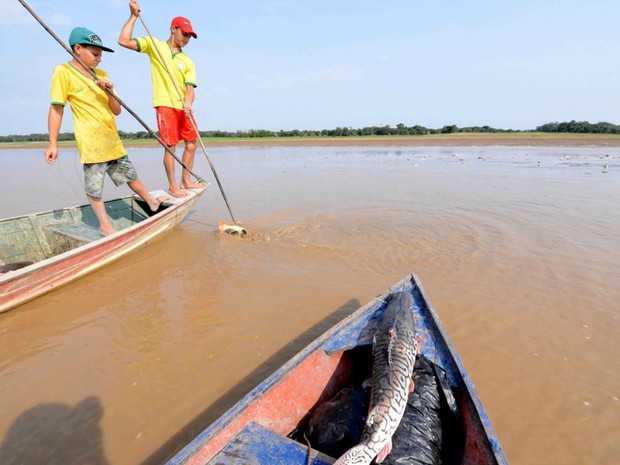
{"left": 155, "top": 106, "right": 197, "bottom": 146}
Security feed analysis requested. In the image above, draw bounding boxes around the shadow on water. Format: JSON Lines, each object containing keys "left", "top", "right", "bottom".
{"left": 139, "top": 298, "right": 362, "bottom": 465}
{"left": 0, "top": 396, "right": 109, "bottom": 465}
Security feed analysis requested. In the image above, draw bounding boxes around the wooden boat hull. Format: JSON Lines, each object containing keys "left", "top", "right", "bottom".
{"left": 0, "top": 188, "right": 205, "bottom": 314}
{"left": 167, "top": 274, "right": 508, "bottom": 465}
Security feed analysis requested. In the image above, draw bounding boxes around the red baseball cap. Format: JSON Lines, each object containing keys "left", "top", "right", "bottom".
{"left": 171, "top": 16, "right": 197, "bottom": 38}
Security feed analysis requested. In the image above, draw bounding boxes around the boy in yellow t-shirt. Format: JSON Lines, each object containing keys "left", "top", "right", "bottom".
{"left": 45, "top": 27, "right": 166, "bottom": 236}
{"left": 118, "top": 0, "right": 202, "bottom": 198}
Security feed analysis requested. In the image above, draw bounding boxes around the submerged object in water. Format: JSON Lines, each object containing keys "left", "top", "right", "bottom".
{"left": 218, "top": 220, "right": 248, "bottom": 236}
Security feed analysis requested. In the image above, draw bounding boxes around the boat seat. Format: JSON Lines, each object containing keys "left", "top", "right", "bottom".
{"left": 208, "top": 422, "right": 334, "bottom": 465}
{"left": 46, "top": 223, "right": 102, "bottom": 243}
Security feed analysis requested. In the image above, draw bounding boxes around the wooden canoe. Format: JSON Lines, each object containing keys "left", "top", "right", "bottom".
{"left": 0, "top": 187, "right": 206, "bottom": 314}
{"left": 167, "top": 273, "right": 508, "bottom": 465}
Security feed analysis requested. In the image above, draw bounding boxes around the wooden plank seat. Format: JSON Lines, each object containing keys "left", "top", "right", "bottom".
{"left": 46, "top": 223, "right": 102, "bottom": 243}
{"left": 207, "top": 422, "right": 334, "bottom": 465}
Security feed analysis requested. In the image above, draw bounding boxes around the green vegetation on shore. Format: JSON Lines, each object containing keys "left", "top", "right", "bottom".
{"left": 2, "top": 131, "right": 619, "bottom": 150}
{"left": 1, "top": 120, "right": 619, "bottom": 145}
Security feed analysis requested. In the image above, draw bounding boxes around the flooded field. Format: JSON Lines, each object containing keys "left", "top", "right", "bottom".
{"left": 0, "top": 144, "right": 619, "bottom": 464}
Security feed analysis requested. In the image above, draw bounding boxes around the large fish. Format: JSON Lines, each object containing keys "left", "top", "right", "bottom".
{"left": 334, "top": 291, "right": 418, "bottom": 465}
{"left": 218, "top": 220, "right": 248, "bottom": 236}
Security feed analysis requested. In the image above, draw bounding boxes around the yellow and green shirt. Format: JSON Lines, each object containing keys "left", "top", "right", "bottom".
{"left": 135, "top": 37, "right": 197, "bottom": 110}
{"left": 50, "top": 63, "right": 127, "bottom": 164}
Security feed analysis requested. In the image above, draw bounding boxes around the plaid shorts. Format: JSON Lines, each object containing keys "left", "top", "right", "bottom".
{"left": 83, "top": 155, "right": 138, "bottom": 198}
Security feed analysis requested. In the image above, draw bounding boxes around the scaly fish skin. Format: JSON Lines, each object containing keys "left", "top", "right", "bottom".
{"left": 334, "top": 291, "right": 418, "bottom": 465}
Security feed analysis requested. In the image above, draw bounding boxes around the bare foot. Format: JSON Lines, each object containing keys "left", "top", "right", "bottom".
{"left": 146, "top": 196, "right": 169, "bottom": 212}
{"left": 99, "top": 226, "right": 118, "bottom": 237}
{"left": 168, "top": 187, "right": 189, "bottom": 198}
{"left": 180, "top": 181, "right": 204, "bottom": 190}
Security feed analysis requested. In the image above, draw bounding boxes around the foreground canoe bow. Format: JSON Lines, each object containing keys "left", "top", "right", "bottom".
{"left": 167, "top": 273, "right": 508, "bottom": 465}
{"left": 0, "top": 187, "right": 206, "bottom": 314}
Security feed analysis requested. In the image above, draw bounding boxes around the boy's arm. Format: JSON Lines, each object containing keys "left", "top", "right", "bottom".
{"left": 96, "top": 78, "right": 122, "bottom": 116}
{"left": 45, "top": 104, "right": 64, "bottom": 164}
{"left": 118, "top": 0, "right": 141, "bottom": 51}
{"left": 184, "top": 85, "right": 196, "bottom": 118}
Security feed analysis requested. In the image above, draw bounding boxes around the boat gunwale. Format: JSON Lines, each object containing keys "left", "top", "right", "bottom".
{"left": 412, "top": 276, "right": 508, "bottom": 464}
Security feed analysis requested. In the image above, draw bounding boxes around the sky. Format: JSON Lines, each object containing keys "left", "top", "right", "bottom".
{"left": 1, "top": 0, "right": 619, "bottom": 135}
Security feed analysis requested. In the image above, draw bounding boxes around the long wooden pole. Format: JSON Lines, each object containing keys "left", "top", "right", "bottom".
{"left": 18, "top": 0, "right": 208, "bottom": 187}
{"left": 136, "top": 13, "right": 239, "bottom": 224}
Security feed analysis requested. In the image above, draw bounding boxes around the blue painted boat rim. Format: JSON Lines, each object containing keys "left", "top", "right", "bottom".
{"left": 412, "top": 275, "right": 509, "bottom": 465}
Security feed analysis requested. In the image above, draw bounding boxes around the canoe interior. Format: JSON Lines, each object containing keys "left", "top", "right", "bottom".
{"left": 0, "top": 196, "right": 167, "bottom": 270}
{"left": 169, "top": 275, "right": 507, "bottom": 465}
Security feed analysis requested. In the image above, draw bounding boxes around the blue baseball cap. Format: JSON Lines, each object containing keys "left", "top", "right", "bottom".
{"left": 69, "top": 27, "right": 114, "bottom": 52}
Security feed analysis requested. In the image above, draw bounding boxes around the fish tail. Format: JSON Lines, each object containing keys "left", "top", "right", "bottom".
{"left": 333, "top": 444, "right": 375, "bottom": 465}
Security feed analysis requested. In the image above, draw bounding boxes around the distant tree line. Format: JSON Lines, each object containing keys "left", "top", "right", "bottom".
{"left": 535, "top": 120, "right": 620, "bottom": 134}
{"left": 0, "top": 132, "right": 76, "bottom": 143}
{"left": 1, "top": 120, "right": 619, "bottom": 143}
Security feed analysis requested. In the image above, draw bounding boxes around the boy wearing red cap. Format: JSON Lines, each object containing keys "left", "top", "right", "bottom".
{"left": 118, "top": 0, "right": 201, "bottom": 198}
{"left": 45, "top": 27, "right": 166, "bottom": 236}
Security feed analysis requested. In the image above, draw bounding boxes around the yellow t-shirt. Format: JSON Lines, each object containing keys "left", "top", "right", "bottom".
{"left": 135, "top": 37, "right": 197, "bottom": 110}
{"left": 50, "top": 63, "right": 127, "bottom": 164}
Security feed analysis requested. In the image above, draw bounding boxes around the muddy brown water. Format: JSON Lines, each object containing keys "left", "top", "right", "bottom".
{"left": 0, "top": 145, "right": 619, "bottom": 465}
